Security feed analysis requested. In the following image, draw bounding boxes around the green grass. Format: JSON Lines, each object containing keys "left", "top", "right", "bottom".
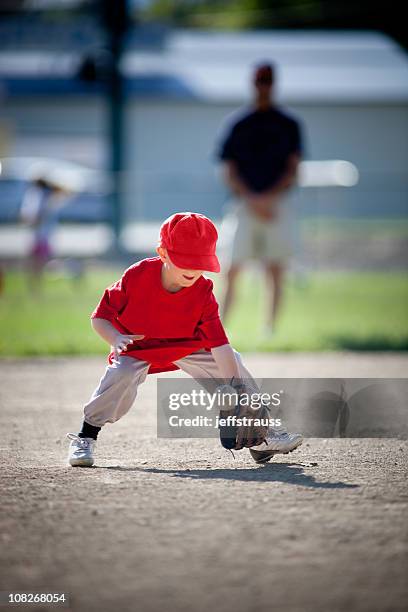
{"left": 0, "top": 269, "right": 119, "bottom": 357}
{"left": 1, "top": 267, "right": 407, "bottom": 356}
{"left": 225, "top": 270, "right": 408, "bottom": 352}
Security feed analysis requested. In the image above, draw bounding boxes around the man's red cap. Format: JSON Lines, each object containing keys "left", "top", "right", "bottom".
{"left": 159, "top": 212, "right": 220, "bottom": 272}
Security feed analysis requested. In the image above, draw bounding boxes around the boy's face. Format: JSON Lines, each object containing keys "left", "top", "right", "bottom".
{"left": 157, "top": 247, "right": 204, "bottom": 288}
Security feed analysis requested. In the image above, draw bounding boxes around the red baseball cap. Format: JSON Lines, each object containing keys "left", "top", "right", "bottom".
{"left": 159, "top": 212, "right": 220, "bottom": 272}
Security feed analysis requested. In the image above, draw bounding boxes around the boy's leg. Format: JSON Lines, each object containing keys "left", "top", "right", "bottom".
{"left": 174, "top": 349, "right": 303, "bottom": 458}
{"left": 175, "top": 348, "right": 258, "bottom": 389}
{"left": 67, "top": 356, "right": 150, "bottom": 467}
{"left": 83, "top": 355, "right": 150, "bottom": 428}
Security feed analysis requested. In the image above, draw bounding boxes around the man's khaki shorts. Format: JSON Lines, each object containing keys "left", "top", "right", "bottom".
{"left": 219, "top": 193, "right": 298, "bottom": 266}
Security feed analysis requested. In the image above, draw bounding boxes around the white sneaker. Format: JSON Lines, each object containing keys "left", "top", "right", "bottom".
{"left": 249, "top": 428, "right": 303, "bottom": 453}
{"left": 249, "top": 448, "right": 278, "bottom": 464}
{"left": 249, "top": 428, "right": 303, "bottom": 464}
{"left": 67, "top": 433, "right": 96, "bottom": 467}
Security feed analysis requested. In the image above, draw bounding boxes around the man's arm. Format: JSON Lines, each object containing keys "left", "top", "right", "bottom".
{"left": 246, "top": 152, "right": 301, "bottom": 220}
{"left": 222, "top": 160, "right": 272, "bottom": 219}
{"left": 222, "top": 160, "right": 252, "bottom": 199}
{"left": 222, "top": 152, "right": 300, "bottom": 221}
{"left": 266, "top": 152, "right": 301, "bottom": 197}
{"left": 267, "top": 117, "right": 303, "bottom": 198}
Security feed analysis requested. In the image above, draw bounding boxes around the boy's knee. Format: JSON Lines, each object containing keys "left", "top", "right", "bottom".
{"left": 110, "top": 357, "right": 146, "bottom": 379}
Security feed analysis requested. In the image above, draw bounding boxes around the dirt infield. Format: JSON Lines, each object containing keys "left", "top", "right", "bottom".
{"left": 1, "top": 354, "right": 407, "bottom": 612}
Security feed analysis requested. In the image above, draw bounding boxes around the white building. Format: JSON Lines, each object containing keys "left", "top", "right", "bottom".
{"left": 1, "top": 29, "right": 408, "bottom": 224}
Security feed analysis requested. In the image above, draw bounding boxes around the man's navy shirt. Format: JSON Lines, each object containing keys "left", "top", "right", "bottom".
{"left": 218, "top": 106, "right": 302, "bottom": 193}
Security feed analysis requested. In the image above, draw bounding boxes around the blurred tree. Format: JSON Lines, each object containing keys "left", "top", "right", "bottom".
{"left": 0, "top": 0, "right": 25, "bottom": 11}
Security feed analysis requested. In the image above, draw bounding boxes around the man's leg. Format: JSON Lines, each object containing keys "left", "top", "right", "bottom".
{"left": 260, "top": 193, "right": 294, "bottom": 333}
{"left": 220, "top": 199, "right": 253, "bottom": 323}
{"left": 265, "top": 262, "right": 285, "bottom": 331}
{"left": 221, "top": 264, "right": 241, "bottom": 323}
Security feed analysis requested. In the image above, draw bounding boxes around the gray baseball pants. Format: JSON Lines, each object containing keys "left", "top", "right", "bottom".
{"left": 84, "top": 349, "right": 258, "bottom": 428}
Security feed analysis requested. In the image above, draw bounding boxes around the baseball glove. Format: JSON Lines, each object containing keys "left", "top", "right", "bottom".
{"left": 217, "top": 379, "right": 271, "bottom": 451}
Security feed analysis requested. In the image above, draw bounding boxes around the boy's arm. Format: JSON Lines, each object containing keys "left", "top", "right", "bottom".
{"left": 91, "top": 318, "right": 144, "bottom": 360}
{"left": 211, "top": 343, "right": 241, "bottom": 381}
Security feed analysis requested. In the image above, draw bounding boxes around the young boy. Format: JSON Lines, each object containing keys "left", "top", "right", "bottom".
{"left": 67, "top": 212, "right": 303, "bottom": 466}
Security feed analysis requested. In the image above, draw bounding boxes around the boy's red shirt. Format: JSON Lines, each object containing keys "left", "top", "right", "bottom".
{"left": 91, "top": 257, "right": 229, "bottom": 374}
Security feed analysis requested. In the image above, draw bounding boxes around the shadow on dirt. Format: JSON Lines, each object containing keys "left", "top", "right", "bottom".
{"left": 102, "top": 463, "right": 359, "bottom": 489}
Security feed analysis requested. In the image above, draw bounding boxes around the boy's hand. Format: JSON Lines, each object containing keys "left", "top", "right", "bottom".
{"left": 112, "top": 334, "right": 144, "bottom": 359}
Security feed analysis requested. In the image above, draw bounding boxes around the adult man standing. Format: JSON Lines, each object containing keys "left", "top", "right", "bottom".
{"left": 218, "top": 63, "right": 303, "bottom": 334}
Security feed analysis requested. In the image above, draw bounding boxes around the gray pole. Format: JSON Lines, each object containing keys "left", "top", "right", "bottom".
{"left": 102, "top": 0, "right": 128, "bottom": 254}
